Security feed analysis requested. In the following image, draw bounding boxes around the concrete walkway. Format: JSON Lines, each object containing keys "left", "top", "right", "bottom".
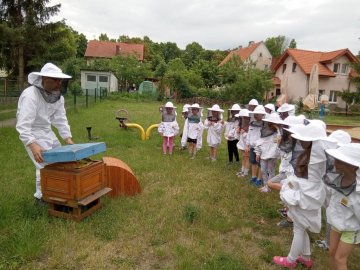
{"left": 0, "top": 109, "right": 16, "bottom": 127}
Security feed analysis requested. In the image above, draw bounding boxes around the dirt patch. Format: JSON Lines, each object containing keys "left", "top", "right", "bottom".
{"left": 0, "top": 118, "right": 16, "bottom": 127}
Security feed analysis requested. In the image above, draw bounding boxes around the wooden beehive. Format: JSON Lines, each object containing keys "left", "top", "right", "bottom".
{"left": 103, "top": 157, "right": 141, "bottom": 197}
{"left": 40, "top": 160, "right": 105, "bottom": 206}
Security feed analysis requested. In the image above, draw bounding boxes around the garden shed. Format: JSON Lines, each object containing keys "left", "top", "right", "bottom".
{"left": 80, "top": 70, "right": 118, "bottom": 95}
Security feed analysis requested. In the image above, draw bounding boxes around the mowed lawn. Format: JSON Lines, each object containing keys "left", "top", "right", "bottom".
{"left": 0, "top": 97, "right": 359, "bottom": 270}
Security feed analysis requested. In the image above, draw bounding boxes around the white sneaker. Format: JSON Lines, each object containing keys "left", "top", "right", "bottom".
{"left": 259, "top": 186, "right": 271, "bottom": 193}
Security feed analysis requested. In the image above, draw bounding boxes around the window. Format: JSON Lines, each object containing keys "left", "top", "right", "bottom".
{"left": 264, "top": 64, "right": 268, "bottom": 69}
{"left": 99, "top": 76, "right": 108, "bottom": 82}
{"left": 276, "top": 88, "right": 281, "bottom": 95}
{"left": 259, "top": 52, "right": 263, "bottom": 57}
{"left": 87, "top": 75, "right": 96, "bottom": 82}
{"left": 333, "top": 63, "right": 340, "bottom": 73}
{"left": 341, "top": 64, "right": 348, "bottom": 74}
{"left": 329, "top": 90, "right": 338, "bottom": 103}
{"left": 318, "top": 89, "right": 325, "bottom": 102}
{"left": 282, "top": 64, "right": 287, "bottom": 73}
{"left": 292, "top": 63, "right": 297, "bottom": 72}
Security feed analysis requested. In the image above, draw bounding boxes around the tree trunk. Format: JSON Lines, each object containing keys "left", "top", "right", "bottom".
{"left": 18, "top": 45, "right": 24, "bottom": 90}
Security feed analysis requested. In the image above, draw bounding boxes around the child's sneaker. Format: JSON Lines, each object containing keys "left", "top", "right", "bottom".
{"left": 211, "top": 157, "right": 217, "bottom": 162}
{"left": 259, "top": 186, "right": 270, "bottom": 193}
{"left": 273, "top": 256, "right": 297, "bottom": 268}
{"left": 314, "top": 240, "right": 329, "bottom": 250}
{"left": 296, "top": 256, "right": 313, "bottom": 268}
{"left": 277, "top": 219, "right": 293, "bottom": 228}
{"left": 249, "top": 177, "right": 257, "bottom": 185}
{"left": 278, "top": 208, "right": 288, "bottom": 218}
{"left": 254, "top": 179, "right": 263, "bottom": 186}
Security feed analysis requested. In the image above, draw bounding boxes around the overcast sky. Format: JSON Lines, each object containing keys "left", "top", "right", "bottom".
{"left": 51, "top": 0, "right": 360, "bottom": 54}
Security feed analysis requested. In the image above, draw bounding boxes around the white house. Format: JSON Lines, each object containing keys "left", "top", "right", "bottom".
{"left": 271, "top": 48, "right": 358, "bottom": 109}
{"left": 220, "top": 41, "right": 273, "bottom": 70}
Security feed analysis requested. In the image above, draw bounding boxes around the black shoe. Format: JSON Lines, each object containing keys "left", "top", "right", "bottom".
{"left": 34, "top": 198, "right": 47, "bottom": 207}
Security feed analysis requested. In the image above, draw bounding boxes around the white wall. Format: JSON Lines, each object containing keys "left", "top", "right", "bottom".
{"left": 247, "top": 43, "right": 272, "bottom": 70}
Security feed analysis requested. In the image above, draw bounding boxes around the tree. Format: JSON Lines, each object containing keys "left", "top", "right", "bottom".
{"left": 0, "top": 0, "right": 61, "bottom": 88}
{"left": 98, "top": 33, "right": 109, "bottom": 41}
{"left": 182, "top": 42, "right": 204, "bottom": 68}
{"left": 220, "top": 58, "right": 274, "bottom": 103}
{"left": 289, "top": 39, "right": 297, "bottom": 49}
{"left": 265, "top": 35, "right": 296, "bottom": 57}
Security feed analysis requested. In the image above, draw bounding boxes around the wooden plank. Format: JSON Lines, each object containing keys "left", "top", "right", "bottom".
{"left": 78, "top": 187, "right": 112, "bottom": 206}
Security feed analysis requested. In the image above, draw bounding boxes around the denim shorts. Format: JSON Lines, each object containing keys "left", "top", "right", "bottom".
{"left": 249, "top": 147, "right": 258, "bottom": 165}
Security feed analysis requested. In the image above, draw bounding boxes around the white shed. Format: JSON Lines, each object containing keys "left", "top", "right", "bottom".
{"left": 80, "top": 70, "right": 118, "bottom": 95}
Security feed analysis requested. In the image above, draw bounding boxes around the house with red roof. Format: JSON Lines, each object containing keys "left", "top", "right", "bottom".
{"left": 220, "top": 41, "right": 272, "bottom": 70}
{"left": 271, "top": 48, "right": 359, "bottom": 109}
{"left": 84, "top": 40, "right": 144, "bottom": 63}
{"left": 81, "top": 40, "right": 144, "bottom": 93}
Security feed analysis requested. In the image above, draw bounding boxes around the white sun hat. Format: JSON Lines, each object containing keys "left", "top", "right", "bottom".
{"left": 190, "top": 103, "right": 202, "bottom": 109}
{"left": 328, "top": 130, "right": 352, "bottom": 146}
{"left": 279, "top": 115, "right": 306, "bottom": 127}
{"left": 249, "top": 105, "right": 266, "bottom": 115}
{"left": 248, "top": 99, "right": 259, "bottom": 106}
{"left": 263, "top": 112, "right": 282, "bottom": 124}
{"left": 290, "top": 120, "right": 327, "bottom": 141}
{"left": 325, "top": 143, "right": 360, "bottom": 167}
{"left": 165, "top": 101, "right": 176, "bottom": 108}
{"left": 28, "top": 63, "right": 71, "bottom": 85}
{"left": 264, "top": 103, "right": 275, "bottom": 112}
{"left": 235, "top": 108, "right": 250, "bottom": 118}
{"left": 277, "top": 103, "right": 295, "bottom": 113}
{"left": 182, "top": 104, "right": 190, "bottom": 113}
{"left": 208, "top": 104, "right": 224, "bottom": 112}
{"left": 230, "top": 104, "right": 241, "bottom": 111}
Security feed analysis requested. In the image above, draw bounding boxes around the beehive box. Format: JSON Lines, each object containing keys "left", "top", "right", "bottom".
{"left": 40, "top": 160, "right": 105, "bottom": 205}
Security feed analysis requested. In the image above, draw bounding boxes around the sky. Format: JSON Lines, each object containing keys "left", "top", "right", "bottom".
{"left": 51, "top": 0, "right": 360, "bottom": 54}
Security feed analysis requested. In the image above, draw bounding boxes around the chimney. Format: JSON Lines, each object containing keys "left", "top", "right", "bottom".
{"left": 248, "top": 41, "right": 254, "bottom": 47}
{"left": 238, "top": 45, "right": 243, "bottom": 50}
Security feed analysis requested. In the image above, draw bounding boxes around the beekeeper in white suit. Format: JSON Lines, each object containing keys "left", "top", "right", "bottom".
{"left": 273, "top": 120, "right": 337, "bottom": 268}
{"left": 324, "top": 143, "right": 360, "bottom": 270}
{"left": 16, "top": 63, "right": 74, "bottom": 203}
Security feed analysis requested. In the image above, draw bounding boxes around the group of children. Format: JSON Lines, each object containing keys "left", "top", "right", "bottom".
{"left": 157, "top": 99, "right": 359, "bottom": 269}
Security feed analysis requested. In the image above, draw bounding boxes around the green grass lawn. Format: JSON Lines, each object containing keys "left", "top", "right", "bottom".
{"left": 0, "top": 97, "right": 359, "bottom": 270}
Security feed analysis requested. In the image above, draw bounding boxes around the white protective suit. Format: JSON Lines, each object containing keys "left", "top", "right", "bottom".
{"left": 204, "top": 119, "right": 224, "bottom": 147}
{"left": 280, "top": 139, "right": 337, "bottom": 233}
{"left": 245, "top": 121, "right": 262, "bottom": 148}
{"left": 181, "top": 118, "right": 203, "bottom": 150}
{"left": 254, "top": 132, "right": 279, "bottom": 160}
{"left": 224, "top": 119, "right": 240, "bottom": 141}
{"left": 16, "top": 74, "right": 72, "bottom": 199}
{"left": 326, "top": 167, "right": 360, "bottom": 232}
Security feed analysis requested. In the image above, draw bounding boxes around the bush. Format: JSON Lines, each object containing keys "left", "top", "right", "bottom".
{"left": 69, "top": 81, "right": 82, "bottom": 96}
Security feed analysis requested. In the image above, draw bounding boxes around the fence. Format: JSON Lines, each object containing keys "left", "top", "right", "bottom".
{"left": 65, "top": 88, "right": 108, "bottom": 109}
{"left": 0, "top": 78, "right": 22, "bottom": 97}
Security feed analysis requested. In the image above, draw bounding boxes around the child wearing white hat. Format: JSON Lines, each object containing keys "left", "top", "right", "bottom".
{"left": 246, "top": 105, "right": 266, "bottom": 186}
{"left": 224, "top": 104, "right": 241, "bottom": 164}
{"left": 179, "top": 104, "right": 191, "bottom": 150}
{"left": 204, "top": 104, "right": 225, "bottom": 161}
{"left": 181, "top": 103, "right": 204, "bottom": 159}
{"left": 254, "top": 113, "right": 281, "bottom": 192}
{"left": 274, "top": 120, "right": 337, "bottom": 269}
{"left": 158, "top": 102, "right": 179, "bottom": 155}
{"left": 236, "top": 109, "right": 251, "bottom": 177}
{"left": 277, "top": 103, "right": 296, "bottom": 120}
{"left": 324, "top": 143, "right": 360, "bottom": 270}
